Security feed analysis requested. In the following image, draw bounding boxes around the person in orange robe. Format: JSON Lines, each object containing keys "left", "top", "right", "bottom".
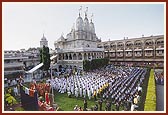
{"left": 45, "top": 91, "right": 50, "bottom": 105}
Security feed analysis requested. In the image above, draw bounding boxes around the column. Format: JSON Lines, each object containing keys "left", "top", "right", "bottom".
{"left": 82, "top": 53, "right": 84, "bottom": 60}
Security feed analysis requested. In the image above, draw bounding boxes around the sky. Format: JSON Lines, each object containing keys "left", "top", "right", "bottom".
{"left": 2, "top": 2, "right": 165, "bottom": 50}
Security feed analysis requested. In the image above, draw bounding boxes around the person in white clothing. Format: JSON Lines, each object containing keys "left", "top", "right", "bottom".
{"left": 71, "top": 85, "right": 74, "bottom": 95}
{"left": 13, "top": 86, "right": 18, "bottom": 96}
{"left": 83, "top": 88, "right": 86, "bottom": 98}
{"left": 79, "top": 87, "right": 82, "bottom": 97}
{"left": 87, "top": 88, "right": 91, "bottom": 100}
{"left": 75, "top": 87, "right": 79, "bottom": 98}
{"left": 131, "top": 103, "right": 138, "bottom": 111}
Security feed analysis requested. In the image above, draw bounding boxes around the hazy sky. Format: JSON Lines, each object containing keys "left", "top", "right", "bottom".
{"left": 2, "top": 2, "right": 165, "bottom": 50}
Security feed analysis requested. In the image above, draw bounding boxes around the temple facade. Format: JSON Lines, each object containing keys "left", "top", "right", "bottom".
{"left": 54, "top": 8, "right": 104, "bottom": 69}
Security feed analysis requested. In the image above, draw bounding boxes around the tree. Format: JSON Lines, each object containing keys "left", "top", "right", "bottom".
{"left": 40, "top": 45, "right": 51, "bottom": 72}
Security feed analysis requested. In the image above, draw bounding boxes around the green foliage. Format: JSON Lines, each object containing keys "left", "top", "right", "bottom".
{"left": 15, "top": 107, "right": 24, "bottom": 111}
{"left": 40, "top": 45, "right": 51, "bottom": 71}
{"left": 83, "top": 58, "right": 109, "bottom": 71}
{"left": 5, "top": 93, "right": 17, "bottom": 106}
{"left": 144, "top": 69, "right": 156, "bottom": 111}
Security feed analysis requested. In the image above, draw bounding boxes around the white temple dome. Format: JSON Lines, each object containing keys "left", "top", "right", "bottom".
{"left": 57, "top": 35, "right": 65, "bottom": 42}
{"left": 76, "top": 15, "right": 83, "bottom": 31}
{"left": 83, "top": 15, "right": 90, "bottom": 32}
{"left": 90, "top": 21, "right": 95, "bottom": 33}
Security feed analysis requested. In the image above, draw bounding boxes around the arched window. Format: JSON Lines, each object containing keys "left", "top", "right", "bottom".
{"left": 73, "top": 54, "right": 77, "bottom": 60}
{"left": 78, "top": 53, "right": 82, "bottom": 60}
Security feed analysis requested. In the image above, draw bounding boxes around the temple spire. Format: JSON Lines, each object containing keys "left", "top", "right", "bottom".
{"left": 91, "top": 13, "right": 93, "bottom": 22}
{"left": 85, "top": 7, "right": 88, "bottom": 17}
{"left": 79, "top": 6, "right": 82, "bottom": 16}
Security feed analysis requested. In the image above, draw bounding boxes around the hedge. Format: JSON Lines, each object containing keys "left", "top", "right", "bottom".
{"left": 83, "top": 58, "right": 109, "bottom": 71}
{"left": 144, "top": 69, "right": 156, "bottom": 111}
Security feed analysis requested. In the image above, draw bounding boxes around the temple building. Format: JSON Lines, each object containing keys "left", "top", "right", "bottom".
{"left": 54, "top": 7, "right": 104, "bottom": 69}
{"left": 54, "top": 7, "right": 164, "bottom": 69}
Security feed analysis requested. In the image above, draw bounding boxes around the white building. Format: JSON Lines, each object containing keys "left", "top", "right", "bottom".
{"left": 40, "top": 34, "right": 48, "bottom": 48}
{"left": 54, "top": 8, "right": 104, "bottom": 69}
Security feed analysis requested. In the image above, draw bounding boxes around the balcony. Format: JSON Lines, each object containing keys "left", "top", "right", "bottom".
{"left": 110, "top": 54, "right": 116, "bottom": 57}
{"left": 144, "top": 48, "right": 154, "bottom": 51}
{"left": 134, "top": 53, "right": 142, "bottom": 57}
{"left": 117, "top": 49, "right": 123, "bottom": 52}
{"left": 134, "top": 49, "right": 142, "bottom": 51}
{"left": 109, "top": 50, "right": 116, "bottom": 53}
{"left": 145, "top": 53, "right": 153, "bottom": 57}
{"left": 125, "top": 53, "right": 133, "bottom": 57}
{"left": 156, "top": 47, "right": 164, "bottom": 51}
{"left": 117, "top": 53, "right": 123, "bottom": 57}
{"left": 156, "top": 53, "right": 164, "bottom": 57}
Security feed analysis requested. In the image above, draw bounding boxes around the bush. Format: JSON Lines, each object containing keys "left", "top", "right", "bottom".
{"left": 144, "top": 69, "right": 156, "bottom": 111}
{"left": 83, "top": 58, "right": 109, "bottom": 71}
{"left": 15, "top": 107, "right": 24, "bottom": 111}
{"left": 5, "top": 93, "right": 17, "bottom": 106}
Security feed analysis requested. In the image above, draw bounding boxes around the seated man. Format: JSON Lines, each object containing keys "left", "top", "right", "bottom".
{"left": 67, "top": 91, "right": 71, "bottom": 98}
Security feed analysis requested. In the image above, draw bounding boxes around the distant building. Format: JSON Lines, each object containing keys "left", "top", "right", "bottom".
{"left": 4, "top": 50, "right": 28, "bottom": 78}
{"left": 98, "top": 35, "right": 164, "bottom": 67}
{"left": 4, "top": 48, "right": 41, "bottom": 79}
{"left": 54, "top": 8, "right": 104, "bottom": 69}
{"left": 40, "top": 34, "right": 48, "bottom": 48}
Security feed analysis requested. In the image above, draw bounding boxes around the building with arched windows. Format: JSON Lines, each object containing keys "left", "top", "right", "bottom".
{"left": 98, "top": 35, "right": 164, "bottom": 67}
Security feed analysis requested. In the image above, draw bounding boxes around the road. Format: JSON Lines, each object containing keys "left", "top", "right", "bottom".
{"left": 156, "top": 84, "right": 164, "bottom": 111}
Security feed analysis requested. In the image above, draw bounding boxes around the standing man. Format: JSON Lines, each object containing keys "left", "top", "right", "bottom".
{"left": 83, "top": 88, "right": 86, "bottom": 98}
{"left": 98, "top": 98, "right": 103, "bottom": 111}
{"left": 87, "top": 88, "right": 91, "bottom": 100}
{"left": 93, "top": 89, "right": 97, "bottom": 101}
{"left": 79, "top": 87, "right": 82, "bottom": 97}
{"left": 83, "top": 99, "right": 87, "bottom": 111}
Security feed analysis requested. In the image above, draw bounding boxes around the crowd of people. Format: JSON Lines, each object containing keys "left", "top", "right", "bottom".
{"left": 5, "top": 64, "right": 149, "bottom": 111}
{"left": 46, "top": 65, "right": 146, "bottom": 111}
{"left": 154, "top": 69, "right": 164, "bottom": 85}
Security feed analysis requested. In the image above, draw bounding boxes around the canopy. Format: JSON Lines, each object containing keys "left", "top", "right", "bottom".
{"left": 25, "top": 55, "right": 57, "bottom": 74}
{"left": 26, "top": 63, "right": 44, "bottom": 74}
{"left": 50, "top": 55, "right": 57, "bottom": 60}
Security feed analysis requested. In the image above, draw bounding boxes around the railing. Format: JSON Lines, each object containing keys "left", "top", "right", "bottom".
{"left": 117, "top": 54, "right": 124, "bottom": 57}
{"left": 156, "top": 53, "right": 164, "bottom": 57}
{"left": 134, "top": 54, "right": 142, "bottom": 57}
{"left": 145, "top": 53, "right": 153, "bottom": 57}
{"left": 125, "top": 54, "right": 133, "bottom": 57}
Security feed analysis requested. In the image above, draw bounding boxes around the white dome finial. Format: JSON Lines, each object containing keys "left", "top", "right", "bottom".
{"left": 79, "top": 6, "right": 82, "bottom": 17}
{"left": 91, "top": 13, "right": 93, "bottom": 22}
{"left": 85, "top": 7, "right": 88, "bottom": 17}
